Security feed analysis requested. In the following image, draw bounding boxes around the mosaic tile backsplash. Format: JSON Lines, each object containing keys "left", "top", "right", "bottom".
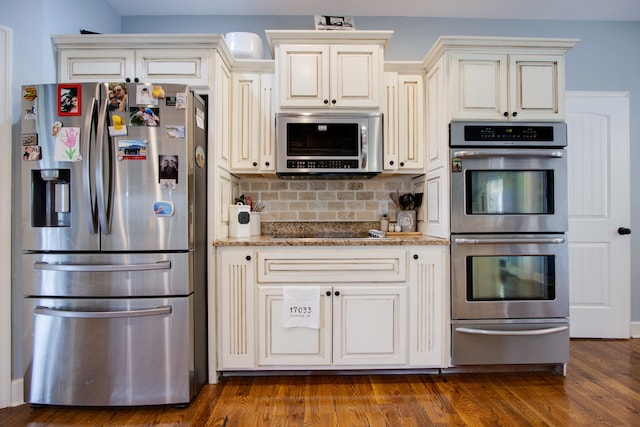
{"left": 239, "top": 176, "right": 417, "bottom": 222}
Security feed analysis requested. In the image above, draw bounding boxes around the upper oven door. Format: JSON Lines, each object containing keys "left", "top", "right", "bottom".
{"left": 450, "top": 148, "right": 567, "bottom": 233}
{"left": 451, "top": 233, "right": 569, "bottom": 320}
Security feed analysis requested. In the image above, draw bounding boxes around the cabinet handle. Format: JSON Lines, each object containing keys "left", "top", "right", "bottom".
{"left": 252, "top": 162, "right": 258, "bottom": 167}
{"left": 512, "top": 111, "right": 518, "bottom": 117}
{"left": 245, "top": 255, "right": 252, "bottom": 261}
{"left": 331, "top": 99, "right": 336, "bottom": 104}
{"left": 323, "top": 99, "right": 329, "bottom": 104}
{"left": 326, "top": 291, "right": 331, "bottom": 296}
{"left": 503, "top": 112, "right": 509, "bottom": 117}
{"left": 334, "top": 291, "right": 340, "bottom": 296}
{"left": 413, "top": 254, "right": 419, "bottom": 260}
{"left": 618, "top": 227, "right": 632, "bottom": 235}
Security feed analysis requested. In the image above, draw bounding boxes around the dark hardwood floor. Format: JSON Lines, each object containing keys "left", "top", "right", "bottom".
{"left": 1, "top": 339, "right": 639, "bottom": 426}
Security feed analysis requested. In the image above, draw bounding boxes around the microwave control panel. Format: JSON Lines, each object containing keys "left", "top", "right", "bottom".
{"left": 286, "top": 160, "right": 359, "bottom": 169}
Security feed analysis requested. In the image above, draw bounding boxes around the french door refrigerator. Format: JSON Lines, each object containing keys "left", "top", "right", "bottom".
{"left": 20, "top": 82, "right": 208, "bottom": 406}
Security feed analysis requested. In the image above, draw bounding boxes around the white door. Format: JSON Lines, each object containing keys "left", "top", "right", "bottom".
{"left": 566, "top": 92, "right": 631, "bottom": 338}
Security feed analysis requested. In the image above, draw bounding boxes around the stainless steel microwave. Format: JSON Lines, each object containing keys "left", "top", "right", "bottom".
{"left": 276, "top": 113, "right": 382, "bottom": 177}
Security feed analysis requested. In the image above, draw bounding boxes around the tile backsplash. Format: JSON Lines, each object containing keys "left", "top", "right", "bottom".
{"left": 239, "top": 176, "right": 416, "bottom": 222}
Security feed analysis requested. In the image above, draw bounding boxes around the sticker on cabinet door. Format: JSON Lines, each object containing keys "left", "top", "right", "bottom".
{"left": 153, "top": 201, "right": 174, "bottom": 217}
{"left": 55, "top": 127, "right": 82, "bottom": 162}
{"left": 117, "top": 139, "right": 147, "bottom": 160}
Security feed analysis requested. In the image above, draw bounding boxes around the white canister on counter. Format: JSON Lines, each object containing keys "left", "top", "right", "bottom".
{"left": 250, "top": 212, "right": 261, "bottom": 236}
{"left": 229, "top": 205, "right": 251, "bottom": 237}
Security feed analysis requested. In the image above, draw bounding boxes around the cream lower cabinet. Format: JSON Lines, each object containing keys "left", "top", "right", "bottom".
{"left": 258, "top": 284, "right": 407, "bottom": 367}
{"left": 217, "top": 246, "right": 447, "bottom": 371}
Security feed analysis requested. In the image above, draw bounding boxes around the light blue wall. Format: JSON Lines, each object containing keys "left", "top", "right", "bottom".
{"left": 124, "top": 15, "right": 640, "bottom": 324}
{"left": 1, "top": 0, "right": 120, "bottom": 380}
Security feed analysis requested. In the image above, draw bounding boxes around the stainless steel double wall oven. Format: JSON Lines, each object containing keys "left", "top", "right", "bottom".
{"left": 449, "top": 122, "right": 570, "bottom": 368}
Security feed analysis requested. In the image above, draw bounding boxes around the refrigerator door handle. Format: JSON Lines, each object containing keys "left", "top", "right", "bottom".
{"left": 34, "top": 305, "right": 173, "bottom": 319}
{"left": 95, "top": 91, "right": 111, "bottom": 234}
{"left": 33, "top": 260, "right": 172, "bottom": 272}
{"left": 83, "top": 96, "right": 98, "bottom": 234}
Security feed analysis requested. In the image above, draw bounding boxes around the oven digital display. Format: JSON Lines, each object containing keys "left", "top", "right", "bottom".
{"left": 464, "top": 125, "right": 555, "bottom": 141}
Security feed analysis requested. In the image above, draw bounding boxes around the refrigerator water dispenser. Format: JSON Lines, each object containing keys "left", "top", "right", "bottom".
{"left": 31, "top": 169, "right": 71, "bottom": 227}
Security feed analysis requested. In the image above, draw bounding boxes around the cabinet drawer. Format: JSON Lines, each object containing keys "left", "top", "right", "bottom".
{"left": 257, "top": 249, "right": 408, "bottom": 283}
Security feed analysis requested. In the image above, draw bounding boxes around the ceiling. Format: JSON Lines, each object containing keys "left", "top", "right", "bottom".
{"left": 105, "top": 0, "right": 640, "bottom": 21}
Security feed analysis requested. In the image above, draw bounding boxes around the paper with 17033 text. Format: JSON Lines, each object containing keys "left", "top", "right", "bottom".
{"left": 282, "top": 286, "right": 320, "bottom": 329}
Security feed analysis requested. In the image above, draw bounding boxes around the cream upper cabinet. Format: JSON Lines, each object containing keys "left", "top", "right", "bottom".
{"left": 230, "top": 71, "right": 275, "bottom": 174}
{"left": 450, "top": 52, "right": 565, "bottom": 121}
{"left": 52, "top": 34, "right": 223, "bottom": 89}
{"left": 276, "top": 44, "right": 382, "bottom": 109}
{"left": 383, "top": 71, "right": 425, "bottom": 172}
{"left": 267, "top": 30, "right": 393, "bottom": 111}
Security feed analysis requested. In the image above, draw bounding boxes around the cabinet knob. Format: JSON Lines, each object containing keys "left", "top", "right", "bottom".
{"left": 512, "top": 111, "right": 518, "bottom": 117}
{"left": 134, "top": 78, "right": 139, "bottom": 83}
{"left": 413, "top": 254, "right": 419, "bottom": 260}
{"left": 334, "top": 291, "right": 340, "bottom": 296}
{"left": 400, "top": 162, "right": 405, "bottom": 167}
{"left": 125, "top": 78, "right": 131, "bottom": 83}
{"left": 389, "top": 160, "right": 394, "bottom": 166}
{"left": 331, "top": 99, "right": 337, "bottom": 104}
{"left": 503, "top": 112, "right": 509, "bottom": 117}
{"left": 618, "top": 227, "right": 632, "bottom": 235}
{"left": 326, "top": 291, "right": 331, "bottom": 296}
{"left": 245, "top": 255, "right": 252, "bottom": 261}
{"left": 323, "top": 99, "right": 329, "bottom": 104}
{"left": 252, "top": 162, "right": 258, "bottom": 167}
{"left": 265, "top": 161, "right": 270, "bottom": 167}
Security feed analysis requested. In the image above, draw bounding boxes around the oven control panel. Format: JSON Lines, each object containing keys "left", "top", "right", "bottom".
{"left": 450, "top": 121, "right": 567, "bottom": 147}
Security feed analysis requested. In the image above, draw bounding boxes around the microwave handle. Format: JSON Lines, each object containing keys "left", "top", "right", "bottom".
{"left": 360, "top": 124, "right": 367, "bottom": 168}
{"left": 452, "top": 149, "right": 565, "bottom": 159}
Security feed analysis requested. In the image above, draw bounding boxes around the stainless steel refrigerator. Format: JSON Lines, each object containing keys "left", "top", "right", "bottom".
{"left": 20, "top": 82, "right": 208, "bottom": 406}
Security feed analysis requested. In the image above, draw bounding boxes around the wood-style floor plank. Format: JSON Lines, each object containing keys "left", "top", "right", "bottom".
{"left": 1, "top": 339, "right": 639, "bottom": 426}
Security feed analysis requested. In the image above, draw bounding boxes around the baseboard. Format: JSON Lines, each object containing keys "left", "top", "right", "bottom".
{"left": 11, "top": 378, "right": 23, "bottom": 407}
{"left": 631, "top": 321, "right": 640, "bottom": 338}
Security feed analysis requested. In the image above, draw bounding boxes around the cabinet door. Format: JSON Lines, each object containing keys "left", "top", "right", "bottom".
{"left": 214, "top": 58, "right": 231, "bottom": 172}
{"left": 332, "top": 286, "right": 407, "bottom": 366}
{"left": 278, "top": 45, "right": 329, "bottom": 108}
{"left": 330, "top": 45, "right": 381, "bottom": 109}
{"left": 397, "top": 74, "right": 425, "bottom": 171}
{"left": 231, "top": 73, "right": 261, "bottom": 171}
{"left": 426, "top": 56, "right": 448, "bottom": 172}
{"left": 509, "top": 54, "right": 564, "bottom": 120}
{"left": 58, "top": 49, "right": 135, "bottom": 82}
{"left": 135, "top": 49, "right": 209, "bottom": 87}
{"left": 409, "top": 247, "right": 447, "bottom": 367}
{"left": 383, "top": 72, "right": 399, "bottom": 171}
{"left": 450, "top": 52, "right": 509, "bottom": 120}
{"left": 218, "top": 249, "right": 255, "bottom": 369}
{"left": 259, "top": 73, "right": 276, "bottom": 172}
{"left": 257, "top": 286, "right": 332, "bottom": 366}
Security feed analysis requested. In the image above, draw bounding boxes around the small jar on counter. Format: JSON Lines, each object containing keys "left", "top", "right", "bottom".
{"left": 388, "top": 223, "right": 396, "bottom": 232}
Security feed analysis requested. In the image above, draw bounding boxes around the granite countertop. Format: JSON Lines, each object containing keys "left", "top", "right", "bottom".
{"left": 213, "top": 234, "right": 449, "bottom": 247}
{"left": 213, "top": 221, "right": 449, "bottom": 247}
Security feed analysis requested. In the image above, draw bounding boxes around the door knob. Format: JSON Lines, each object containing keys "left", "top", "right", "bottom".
{"left": 618, "top": 227, "right": 631, "bottom": 235}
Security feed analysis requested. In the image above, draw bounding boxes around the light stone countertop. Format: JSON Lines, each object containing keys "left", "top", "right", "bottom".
{"left": 213, "top": 234, "right": 449, "bottom": 247}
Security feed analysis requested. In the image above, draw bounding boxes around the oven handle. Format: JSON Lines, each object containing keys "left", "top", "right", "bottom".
{"left": 452, "top": 149, "right": 565, "bottom": 158}
{"left": 33, "top": 260, "right": 172, "bottom": 272}
{"left": 34, "top": 305, "right": 172, "bottom": 319}
{"left": 454, "top": 237, "right": 565, "bottom": 245}
{"left": 455, "top": 326, "right": 568, "bottom": 336}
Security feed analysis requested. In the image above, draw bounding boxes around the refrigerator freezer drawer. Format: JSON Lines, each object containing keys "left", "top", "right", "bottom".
{"left": 24, "top": 296, "right": 196, "bottom": 406}
{"left": 451, "top": 321, "right": 569, "bottom": 366}
{"left": 23, "top": 252, "right": 192, "bottom": 297}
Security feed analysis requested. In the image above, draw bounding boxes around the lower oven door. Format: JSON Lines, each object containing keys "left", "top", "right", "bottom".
{"left": 23, "top": 296, "right": 193, "bottom": 406}
{"left": 451, "top": 319, "right": 569, "bottom": 365}
{"left": 451, "top": 234, "right": 569, "bottom": 320}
